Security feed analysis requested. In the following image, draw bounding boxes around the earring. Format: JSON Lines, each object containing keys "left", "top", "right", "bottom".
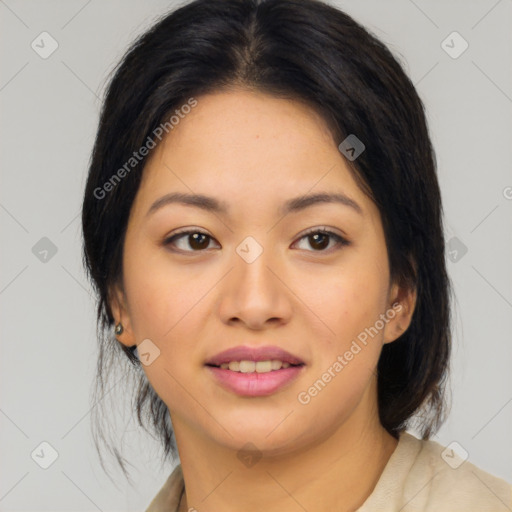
{"left": 115, "top": 323, "right": 124, "bottom": 335}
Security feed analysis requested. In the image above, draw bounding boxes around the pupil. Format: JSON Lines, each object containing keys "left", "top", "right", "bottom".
{"left": 190, "top": 233, "right": 209, "bottom": 250}
{"left": 310, "top": 233, "right": 328, "bottom": 250}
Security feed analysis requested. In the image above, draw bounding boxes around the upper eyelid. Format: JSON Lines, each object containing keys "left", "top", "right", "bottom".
{"left": 168, "top": 224, "right": 347, "bottom": 237}
{"left": 166, "top": 226, "right": 347, "bottom": 241}
{"left": 299, "top": 226, "right": 348, "bottom": 239}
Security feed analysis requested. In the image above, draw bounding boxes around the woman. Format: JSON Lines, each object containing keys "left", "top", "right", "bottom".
{"left": 81, "top": 0, "right": 511, "bottom": 510}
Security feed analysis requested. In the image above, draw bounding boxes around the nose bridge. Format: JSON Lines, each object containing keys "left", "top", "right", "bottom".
{"left": 236, "top": 246, "right": 274, "bottom": 294}
{"left": 218, "top": 235, "right": 292, "bottom": 327}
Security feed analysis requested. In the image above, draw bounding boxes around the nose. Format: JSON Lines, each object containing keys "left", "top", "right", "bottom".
{"left": 217, "top": 244, "right": 293, "bottom": 330}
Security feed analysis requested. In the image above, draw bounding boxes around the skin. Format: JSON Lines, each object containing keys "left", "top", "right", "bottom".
{"left": 112, "top": 89, "right": 416, "bottom": 512}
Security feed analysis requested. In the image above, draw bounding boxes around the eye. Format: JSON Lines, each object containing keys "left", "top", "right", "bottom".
{"left": 163, "top": 229, "right": 219, "bottom": 252}
{"left": 163, "top": 227, "right": 350, "bottom": 254}
{"left": 293, "top": 227, "right": 350, "bottom": 252}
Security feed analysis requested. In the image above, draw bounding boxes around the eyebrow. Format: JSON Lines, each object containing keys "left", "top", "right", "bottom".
{"left": 146, "top": 191, "right": 363, "bottom": 218}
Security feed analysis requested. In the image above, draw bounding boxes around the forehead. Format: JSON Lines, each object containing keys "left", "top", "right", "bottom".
{"left": 167, "top": 89, "right": 337, "bottom": 147}
{"left": 132, "top": 89, "right": 376, "bottom": 221}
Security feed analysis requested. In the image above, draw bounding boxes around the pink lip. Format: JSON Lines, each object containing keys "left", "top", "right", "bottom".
{"left": 205, "top": 345, "right": 304, "bottom": 366}
{"left": 206, "top": 365, "right": 305, "bottom": 396}
{"left": 204, "top": 345, "right": 305, "bottom": 397}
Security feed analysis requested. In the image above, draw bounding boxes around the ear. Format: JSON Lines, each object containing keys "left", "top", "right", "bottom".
{"left": 109, "top": 282, "right": 136, "bottom": 347}
{"left": 383, "top": 280, "right": 417, "bottom": 345}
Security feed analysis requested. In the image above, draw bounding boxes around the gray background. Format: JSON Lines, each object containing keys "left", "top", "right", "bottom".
{"left": 1, "top": 0, "right": 511, "bottom": 510}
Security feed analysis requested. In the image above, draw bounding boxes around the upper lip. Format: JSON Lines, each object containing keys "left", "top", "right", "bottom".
{"left": 205, "top": 345, "right": 305, "bottom": 366}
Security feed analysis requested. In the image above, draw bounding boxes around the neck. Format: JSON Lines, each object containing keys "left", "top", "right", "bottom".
{"left": 174, "top": 384, "right": 398, "bottom": 512}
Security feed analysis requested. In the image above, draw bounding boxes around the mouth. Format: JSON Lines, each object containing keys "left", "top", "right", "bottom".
{"left": 205, "top": 345, "right": 306, "bottom": 396}
{"left": 205, "top": 360, "right": 304, "bottom": 373}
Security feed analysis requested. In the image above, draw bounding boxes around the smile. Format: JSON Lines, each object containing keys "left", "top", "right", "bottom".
{"left": 213, "top": 360, "right": 299, "bottom": 373}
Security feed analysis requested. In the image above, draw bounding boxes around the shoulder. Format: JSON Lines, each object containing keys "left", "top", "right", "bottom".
{"left": 145, "top": 464, "right": 184, "bottom": 512}
{"left": 358, "top": 432, "right": 512, "bottom": 512}
{"left": 411, "top": 433, "right": 511, "bottom": 511}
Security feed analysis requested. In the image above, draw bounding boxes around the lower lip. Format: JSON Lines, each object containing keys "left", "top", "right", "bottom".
{"left": 206, "top": 365, "right": 305, "bottom": 396}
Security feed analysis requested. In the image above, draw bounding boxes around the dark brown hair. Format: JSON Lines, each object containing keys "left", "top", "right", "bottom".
{"left": 82, "top": 0, "right": 451, "bottom": 482}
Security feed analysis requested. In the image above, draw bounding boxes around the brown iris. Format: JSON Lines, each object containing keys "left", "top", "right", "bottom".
{"left": 188, "top": 233, "right": 210, "bottom": 250}
{"left": 308, "top": 233, "right": 330, "bottom": 251}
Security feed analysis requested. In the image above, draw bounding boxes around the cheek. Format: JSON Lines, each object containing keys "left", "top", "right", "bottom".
{"left": 305, "top": 259, "right": 388, "bottom": 351}
{"left": 294, "top": 279, "right": 385, "bottom": 427}
{"left": 123, "top": 244, "right": 204, "bottom": 339}
{"left": 122, "top": 246, "right": 217, "bottom": 398}
{"left": 122, "top": 253, "right": 209, "bottom": 408}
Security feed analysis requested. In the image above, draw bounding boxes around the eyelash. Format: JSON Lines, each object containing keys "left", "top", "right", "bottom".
{"left": 163, "top": 227, "right": 350, "bottom": 254}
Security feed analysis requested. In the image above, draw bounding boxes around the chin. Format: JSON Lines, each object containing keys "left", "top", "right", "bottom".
{"left": 207, "top": 413, "right": 312, "bottom": 454}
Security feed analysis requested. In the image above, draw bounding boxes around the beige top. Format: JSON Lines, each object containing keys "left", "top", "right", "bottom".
{"left": 145, "top": 432, "right": 512, "bottom": 511}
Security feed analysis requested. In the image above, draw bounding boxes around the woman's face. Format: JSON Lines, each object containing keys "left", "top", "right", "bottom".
{"left": 112, "top": 89, "right": 413, "bottom": 455}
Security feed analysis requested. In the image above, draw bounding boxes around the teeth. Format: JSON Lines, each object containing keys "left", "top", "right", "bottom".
{"left": 256, "top": 361, "right": 272, "bottom": 373}
{"left": 218, "top": 360, "right": 294, "bottom": 373}
{"left": 271, "top": 360, "right": 282, "bottom": 370}
{"left": 228, "top": 361, "right": 239, "bottom": 371}
{"left": 239, "top": 361, "right": 255, "bottom": 373}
